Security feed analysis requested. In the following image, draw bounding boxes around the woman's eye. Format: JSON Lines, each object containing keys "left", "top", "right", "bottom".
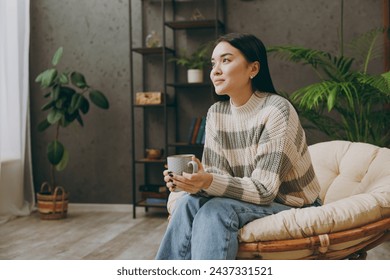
{"left": 223, "top": 58, "right": 229, "bottom": 63}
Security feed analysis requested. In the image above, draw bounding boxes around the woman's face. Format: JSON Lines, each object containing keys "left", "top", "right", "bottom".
{"left": 210, "top": 41, "right": 257, "bottom": 98}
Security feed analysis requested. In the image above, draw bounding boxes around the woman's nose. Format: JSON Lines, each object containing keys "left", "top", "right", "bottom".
{"left": 211, "top": 65, "right": 221, "bottom": 76}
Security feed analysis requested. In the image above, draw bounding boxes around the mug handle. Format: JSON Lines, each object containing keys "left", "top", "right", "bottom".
{"left": 187, "top": 160, "right": 198, "bottom": 173}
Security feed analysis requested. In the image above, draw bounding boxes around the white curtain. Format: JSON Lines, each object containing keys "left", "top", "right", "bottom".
{"left": 0, "top": 0, "right": 34, "bottom": 224}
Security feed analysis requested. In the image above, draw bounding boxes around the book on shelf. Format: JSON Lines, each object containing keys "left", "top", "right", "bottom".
{"left": 195, "top": 116, "right": 206, "bottom": 144}
{"left": 201, "top": 130, "right": 205, "bottom": 144}
{"left": 187, "top": 116, "right": 206, "bottom": 145}
{"left": 190, "top": 117, "right": 202, "bottom": 144}
{"left": 139, "top": 185, "right": 166, "bottom": 193}
{"left": 145, "top": 198, "right": 166, "bottom": 205}
{"left": 187, "top": 117, "right": 197, "bottom": 143}
{"left": 142, "top": 191, "right": 168, "bottom": 199}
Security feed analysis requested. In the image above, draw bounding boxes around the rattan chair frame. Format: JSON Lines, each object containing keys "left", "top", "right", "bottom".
{"left": 237, "top": 217, "right": 390, "bottom": 260}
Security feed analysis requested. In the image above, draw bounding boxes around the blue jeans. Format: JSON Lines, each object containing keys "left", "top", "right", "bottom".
{"left": 155, "top": 194, "right": 294, "bottom": 260}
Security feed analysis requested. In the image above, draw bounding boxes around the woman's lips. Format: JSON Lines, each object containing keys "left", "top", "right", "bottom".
{"left": 213, "top": 79, "right": 224, "bottom": 84}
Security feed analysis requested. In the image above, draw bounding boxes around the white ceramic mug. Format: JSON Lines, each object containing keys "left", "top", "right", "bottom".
{"left": 167, "top": 154, "right": 198, "bottom": 192}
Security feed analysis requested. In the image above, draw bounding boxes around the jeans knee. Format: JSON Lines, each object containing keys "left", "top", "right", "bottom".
{"left": 172, "top": 194, "right": 208, "bottom": 218}
{"left": 194, "top": 198, "right": 239, "bottom": 230}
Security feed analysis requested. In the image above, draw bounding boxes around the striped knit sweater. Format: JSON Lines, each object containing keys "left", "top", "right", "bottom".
{"left": 202, "top": 91, "right": 320, "bottom": 207}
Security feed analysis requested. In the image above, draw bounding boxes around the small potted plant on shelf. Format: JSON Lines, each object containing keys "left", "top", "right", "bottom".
{"left": 171, "top": 43, "right": 211, "bottom": 83}
{"left": 35, "top": 47, "right": 109, "bottom": 220}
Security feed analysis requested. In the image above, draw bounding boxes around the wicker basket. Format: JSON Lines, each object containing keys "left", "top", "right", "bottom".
{"left": 37, "top": 182, "right": 69, "bottom": 220}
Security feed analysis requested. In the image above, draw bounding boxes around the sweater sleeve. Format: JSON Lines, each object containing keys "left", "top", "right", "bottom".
{"left": 202, "top": 100, "right": 299, "bottom": 205}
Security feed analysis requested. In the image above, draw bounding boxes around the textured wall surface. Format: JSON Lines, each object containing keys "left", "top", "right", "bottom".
{"left": 29, "top": 0, "right": 385, "bottom": 203}
{"left": 30, "top": 0, "right": 131, "bottom": 203}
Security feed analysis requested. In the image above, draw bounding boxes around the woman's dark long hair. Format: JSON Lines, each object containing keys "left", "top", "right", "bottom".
{"left": 211, "top": 33, "right": 277, "bottom": 102}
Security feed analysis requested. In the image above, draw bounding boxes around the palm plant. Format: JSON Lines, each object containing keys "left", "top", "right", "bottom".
{"left": 268, "top": 5, "right": 390, "bottom": 147}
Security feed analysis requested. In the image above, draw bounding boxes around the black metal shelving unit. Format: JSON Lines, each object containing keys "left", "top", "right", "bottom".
{"left": 130, "top": 0, "right": 225, "bottom": 218}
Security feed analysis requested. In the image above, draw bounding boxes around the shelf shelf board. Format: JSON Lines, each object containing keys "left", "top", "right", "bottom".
{"left": 134, "top": 103, "right": 176, "bottom": 108}
{"left": 134, "top": 104, "right": 165, "bottom": 108}
{"left": 165, "top": 19, "right": 224, "bottom": 30}
{"left": 136, "top": 199, "right": 167, "bottom": 208}
{"left": 136, "top": 158, "right": 166, "bottom": 164}
{"left": 166, "top": 82, "right": 212, "bottom": 88}
{"left": 169, "top": 142, "right": 204, "bottom": 148}
{"left": 132, "top": 47, "right": 174, "bottom": 55}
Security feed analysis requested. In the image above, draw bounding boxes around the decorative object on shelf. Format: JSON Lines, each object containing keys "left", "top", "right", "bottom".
{"left": 191, "top": 8, "right": 205, "bottom": 21}
{"left": 170, "top": 43, "right": 211, "bottom": 83}
{"left": 35, "top": 47, "right": 110, "bottom": 219}
{"left": 187, "top": 69, "right": 203, "bottom": 83}
{"left": 145, "top": 30, "right": 161, "bottom": 48}
{"left": 136, "top": 91, "right": 163, "bottom": 105}
{"left": 145, "top": 148, "right": 164, "bottom": 160}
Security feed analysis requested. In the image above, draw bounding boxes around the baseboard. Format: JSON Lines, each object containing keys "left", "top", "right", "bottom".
{"left": 68, "top": 203, "right": 139, "bottom": 213}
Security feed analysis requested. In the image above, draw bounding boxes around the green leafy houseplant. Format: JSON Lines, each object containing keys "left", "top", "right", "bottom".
{"left": 170, "top": 43, "right": 211, "bottom": 70}
{"left": 35, "top": 47, "right": 109, "bottom": 189}
{"left": 268, "top": 27, "right": 390, "bottom": 147}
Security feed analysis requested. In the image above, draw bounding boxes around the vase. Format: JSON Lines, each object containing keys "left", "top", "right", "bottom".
{"left": 187, "top": 69, "right": 203, "bottom": 83}
{"left": 145, "top": 30, "right": 161, "bottom": 48}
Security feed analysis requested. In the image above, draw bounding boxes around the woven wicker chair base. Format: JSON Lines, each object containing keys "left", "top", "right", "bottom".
{"left": 237, "top": 217, "right": 390, "bottom": 260}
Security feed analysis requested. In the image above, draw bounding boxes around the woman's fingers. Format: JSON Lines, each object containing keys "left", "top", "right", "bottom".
{"left": 191, "top": 156, "right": 204, "bottom": 171}
{"left": 163, "top": 170, "right": 174, "bottom": 183}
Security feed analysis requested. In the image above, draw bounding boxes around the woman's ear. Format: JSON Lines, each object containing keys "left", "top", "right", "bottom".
{"left": 250, "top": 61, "right": 260, "bottom": 79}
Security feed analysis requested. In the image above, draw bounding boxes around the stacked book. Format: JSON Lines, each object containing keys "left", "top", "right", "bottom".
{"left": 139, "top": 185, "right": 168, "bottom": 205}
{"left": 187, "top": 116, "right": 206, "bottom": 145}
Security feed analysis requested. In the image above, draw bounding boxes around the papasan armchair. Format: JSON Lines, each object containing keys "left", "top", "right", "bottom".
{"left": 167, "top": 141, "right": 390, "bottom": 260}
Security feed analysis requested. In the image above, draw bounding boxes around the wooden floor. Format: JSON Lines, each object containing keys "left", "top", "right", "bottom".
{"left": 0, "top": 204, "right": 169, "bottom": 260}
{"left": 1, "top": 204, "right": 389, "bottom": 260}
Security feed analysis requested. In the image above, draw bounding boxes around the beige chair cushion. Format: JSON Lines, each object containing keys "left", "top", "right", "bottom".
{"left": 167, "top": 141, "right": 390, "bottom": 243}
{"left": 239, "top": 141, "right": 390, "bottom": 242}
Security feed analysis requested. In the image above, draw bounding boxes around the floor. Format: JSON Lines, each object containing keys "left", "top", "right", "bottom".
{"left": 0, "top": 204, "right": 168, "bottom": 260}
{"left": 0, "top": 204, "right": 389, "bottom": 260}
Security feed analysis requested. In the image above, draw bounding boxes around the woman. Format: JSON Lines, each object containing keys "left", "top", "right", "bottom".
{"left": 155, "top": 33, "right": 321, "bottom": 260}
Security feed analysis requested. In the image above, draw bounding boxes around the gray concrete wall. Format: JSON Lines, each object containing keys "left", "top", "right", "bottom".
{"left": 30, "top": 0, "right": 131, "bottom": 203}
{"left": 29, "top": 0, "right": 385, "bottom": 204}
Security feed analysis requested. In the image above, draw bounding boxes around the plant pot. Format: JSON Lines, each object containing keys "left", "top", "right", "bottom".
{"left": 37, "top": 182, "right": 69, "bottom": 220}
{"left": 187, "top": 69, "right": 203, "bottom": 83}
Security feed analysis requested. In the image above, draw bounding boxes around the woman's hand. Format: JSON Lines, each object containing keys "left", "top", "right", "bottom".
{"left": 163, "top": 156, "right": 213, "bottom": 193}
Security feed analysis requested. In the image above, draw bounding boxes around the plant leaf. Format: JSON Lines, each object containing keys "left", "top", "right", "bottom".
{"left": 47, "top": 140, "right": 64, "bottom": 165}
{"left": 51, "top": 47, "right": 63, "bottom": 66}
{"left": 55, "top": 98, "right": 64, "bottom": 109}
{"left": 76, "top": 113, "right": 84, "bottom": 126}
{"left": 59, "top": 73, "right": 69, "bottom": 84}
{"left": 47, "top": 109, "right": 63, "bottom": 124}
{"left": 37, "top": 119, "right": 51, "bottom": 132}
{"left": 36, "top": 69, "right": 58, "bottom": 88}
{"left": 70, "top": 72, "right": 88, "bottom": 89}
{"left": 51, "top": 85, "right": 60, "bottom": 101}
{"left": 41, "top": 101, "right": 54, "bottom": 111}
{"left": 60, "top": 86, "right": 76, "bottom": 99}
{"left": 80, "top": 95, "right": 90, "bottom": 114}
{"left": 69, "top": 93, "right": 83, "bottom": 114}
{"left": 55, "top": 148, "right": 69, "bottom": 171}
{"left": 327, "top": 86, "right": 337, "bottom": 111}
{"left": 89, "top": 90, "right": 109, "bottom": 109}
